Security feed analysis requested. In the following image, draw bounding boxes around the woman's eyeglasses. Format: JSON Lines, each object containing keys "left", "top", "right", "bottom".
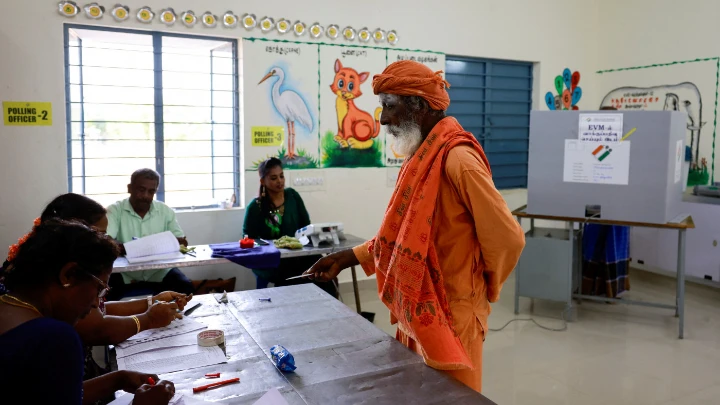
{"left": 85, "top": 272, "right": 111, "bottom": 298}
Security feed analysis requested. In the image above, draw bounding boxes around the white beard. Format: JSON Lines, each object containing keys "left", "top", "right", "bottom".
{"left": 386, "top": 121, "right": 423, "bottom": 157}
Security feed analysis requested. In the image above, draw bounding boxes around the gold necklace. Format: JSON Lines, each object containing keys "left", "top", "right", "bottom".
{"left": 1, "top": 295, "right": 42, "bottom": 316}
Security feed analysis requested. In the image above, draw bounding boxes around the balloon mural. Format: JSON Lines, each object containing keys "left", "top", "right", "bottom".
{"left": 545, "top": 68, "right": 582, "bottom": 110}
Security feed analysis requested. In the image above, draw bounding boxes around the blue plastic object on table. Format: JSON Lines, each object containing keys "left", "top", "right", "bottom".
{"left": 209, "top": 243, "right": 281, "bottom": 269}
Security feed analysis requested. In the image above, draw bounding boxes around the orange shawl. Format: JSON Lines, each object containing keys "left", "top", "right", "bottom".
{"left": 367, "top": 117, "right": 490, "bottom": 370}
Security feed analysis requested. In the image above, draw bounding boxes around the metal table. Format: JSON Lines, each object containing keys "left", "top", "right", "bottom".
{"left": 112, "top": 235, "right": 369, "bottom": 314}
{"left": 138, "top": 285, "right": 494, "bottom": 404}
{"left": 512, "top": 205, "right": 695, "bottom": 339}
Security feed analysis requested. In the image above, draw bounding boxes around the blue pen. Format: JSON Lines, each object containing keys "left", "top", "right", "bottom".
{"left": 132, "top": 237, "right": 138, "bottom": 240}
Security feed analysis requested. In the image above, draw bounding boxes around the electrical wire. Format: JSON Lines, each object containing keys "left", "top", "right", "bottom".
{"left": 490, "top": 212, "right": 600, "bottom": 332}
{"left": 489, "top": 307, "right": 571, "bottom": 332}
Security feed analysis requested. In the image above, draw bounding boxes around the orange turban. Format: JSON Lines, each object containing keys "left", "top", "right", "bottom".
{"left": 372, "top": 60, "right": 451, "bottom": 110}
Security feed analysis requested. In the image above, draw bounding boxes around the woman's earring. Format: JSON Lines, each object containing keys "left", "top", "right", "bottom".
{"left": 63, "top": 283, "right": 71, "bottom": 288}
{"left": 261, "top": 186, "right": 266, "bottom": 198}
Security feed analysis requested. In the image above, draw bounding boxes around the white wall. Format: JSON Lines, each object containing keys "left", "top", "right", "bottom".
{"left": 589, "top": 0, "right": 720, "bottom": 282}
{"left": 0, "top": 0, "right": 599, "bottom": 287}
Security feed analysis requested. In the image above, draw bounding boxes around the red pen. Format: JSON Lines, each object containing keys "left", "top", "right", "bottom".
{"left": 204, "top": 372, "right": 221, "bottom": 379}
{"left": 147, "top": 377, "right": 156, "bottom": 386}
{"left": 192, "top": 377, "right": 239, "bottom": 393}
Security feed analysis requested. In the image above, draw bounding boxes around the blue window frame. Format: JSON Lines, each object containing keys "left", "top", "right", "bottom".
{"left": 446, "top": 56, "right": 532, "bottom": 189}
{"left": 63, "top": 24, "right": 240, "bottom": 209}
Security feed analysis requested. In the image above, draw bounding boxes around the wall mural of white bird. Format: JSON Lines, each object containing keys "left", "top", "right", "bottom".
{"left": 258, "top": 66, "right": 314, "bottom": 160}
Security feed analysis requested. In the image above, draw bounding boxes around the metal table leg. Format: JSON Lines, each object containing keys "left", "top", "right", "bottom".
{"left": 677, "top": 229, "right": 686, "bottom": 339}
{"left": 514, "top": 217, "right": 523, "bottom": 315}
{"left": 351, "top": 266, "right": 362, "bottom": 314}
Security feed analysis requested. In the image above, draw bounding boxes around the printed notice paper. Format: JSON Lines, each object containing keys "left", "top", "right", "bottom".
{"left": 3, "top": 101, "right": 52, "bottom": 126}
{"left": 675, "top": 140, "right": 683, "bottom": 183}
{"left": 578, "top": 113, "right": 623, "bottom": 143}
{"left": 563, "top": 140, "right": 631, "bottom": 185}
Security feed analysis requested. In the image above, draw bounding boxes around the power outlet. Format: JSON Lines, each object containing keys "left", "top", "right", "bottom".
{"left": 289, "top": 171, "right": 326, "bottom": 192}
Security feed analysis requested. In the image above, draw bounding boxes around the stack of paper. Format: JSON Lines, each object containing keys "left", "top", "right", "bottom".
{"left": 124, "top": 231, "right": 184, "bottom": 264}
{"left": 109, "top": 393, "right": 214, "bottom": 405}
{"left": 117, "top": 317, "right": 207, "bottom": 349}
{"left": 116, "top": 317, "right": 226, "bottom": 375}
{"left": 117, "top": 345, "right": 226, "bottom": 375}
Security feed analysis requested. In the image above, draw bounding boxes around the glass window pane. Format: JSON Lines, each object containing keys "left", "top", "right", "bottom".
{"left": 212, "top": 124, "right": 235, "bottom": 141}
{"left": 212, "top": 157, "right": 235, "bottom": 173}
{"left": 84, "top": 122, "right": 154, "bottom": 141}
{"left": 164, "top": 123, "right": 212, "bottom": 141}
{"left": 86, "top": 193, "right": 128, "bottom": 208}
{"left": 212, "top": 107, "right": 235, "bottom": 124}
{"left": 84, "top": 140, "right": 155, "bottom": 158}
{"left": 71, "top": 176, "right": 84, "bottom": 194}
{"left": 82, "top": 48, "right": 153, "bottom": 69}
{"left": 165, "top": 190, "right": 222, "bottom": 208}
{"left": 212, "top": 74, "right": 233, "bottom": 91}
{"left": 69, "top": 84, "right": 81, "bottom": 101}
{"left": 84, "top": 157, "right": 155, "bottom": 177}
{"left": 213, "top": 173, "right": 235, "bottom": 189}
{"left": 212, "top": 91, "right": 234, "bottom": 108}
{"left": 163, "top": 53, "right": 211, "bottom": 73}
{"left": 164, "top": 157, "right": 212, "bottom": 174}
{"left": 70, "top": 103, "right": 82, "bottom": 122}
{"left": 163, "top": 72, "right": 211, "bottom": 90}
{"left": 69, "top": 66, "right": 81, "bottom": 84}
{"left": 72, "top": 159, "right": 84, "bottom": 177}
{"left": 82, "top": 66, "right": 154, "bottom": 87}
{"left": 164, "top": 140, "right": 211, "bottom": 157}
{"left": 83, "top": 103, "right": 155, "bottom": 122}
{"left": 70, "top": 123, "right": 82, "bottom": 140}
{"left": 163, "top": 89, "right": 211, "bottom": 107}
{"left": 83, "top": 85, "right": 154, "bottom": 105}
{"left": 68, "top": 45, "right": 80, "bottom": 65}
{"left": 210, "top": 141, "right": 236, "bottom": 157}
{"left": 164, "top": 106, "right": 211, "bottom": 124}
{"left": 85, "top": 175, "right": 131, "bottom": 194}
{"left": 211, "top": 56, "right": 233, "bottom": 75}
{"left": 164, "top": 173, "right": 213, "bottom": 192}
{"left": 71, "top": 141, "right": 84, "bottom": 159}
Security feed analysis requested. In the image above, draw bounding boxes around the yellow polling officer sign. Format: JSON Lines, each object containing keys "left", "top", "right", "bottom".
{"left": 251, "top": 126, "right": 284, "bottom": 146}
{"left": 3, "top": 102, "right": 52, "bottom": 126}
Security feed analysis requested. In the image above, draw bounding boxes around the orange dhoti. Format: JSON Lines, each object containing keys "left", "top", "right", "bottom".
{"left": 397, "top": 326, "right": 484, "bottom": 392}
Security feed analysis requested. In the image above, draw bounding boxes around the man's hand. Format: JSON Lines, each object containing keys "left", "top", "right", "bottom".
{"left": 177, "top": 237, "right": 189, "bottom": 247}
{"left": 153, "top": 291, "right": 192, "bottom": 310}
{"left": 117, "top": 371, "right": 161, "bottom": 393}
{"left": 145, "top": 302, "right": 182, "bottom": 329}
{"left": 133, "top": 380, "right": 175, "bottom": 405}
{"left": 118, "top": 243, "right": 127, "bottom": 256}
{"left": 304, "top": 249, "right": 359, "bottom": 282}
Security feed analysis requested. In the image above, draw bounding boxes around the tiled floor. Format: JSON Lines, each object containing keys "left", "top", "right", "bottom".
{"left": 340, "top": 271, "right": 720, "bottom": 405}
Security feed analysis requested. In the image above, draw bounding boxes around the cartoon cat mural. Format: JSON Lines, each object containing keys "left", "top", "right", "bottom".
{"left": 330, "top": 59, "right": 382, "bottom": 149}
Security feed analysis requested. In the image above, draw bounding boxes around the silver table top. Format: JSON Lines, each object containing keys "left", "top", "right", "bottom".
{"left": 112, "top": 235, "right": 366, "bottom": 273}
{"left": 143, "top": 284, "right": 494, "bottom": 404}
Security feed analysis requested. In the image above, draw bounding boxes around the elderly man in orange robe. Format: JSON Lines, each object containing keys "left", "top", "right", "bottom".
{"left": 306, "top": 60, "right": 525, "bottom": 393}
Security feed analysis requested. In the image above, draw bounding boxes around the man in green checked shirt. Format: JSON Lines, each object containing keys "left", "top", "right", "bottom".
{"left": 106, "top": 168, "right": 194, "bottom": 300}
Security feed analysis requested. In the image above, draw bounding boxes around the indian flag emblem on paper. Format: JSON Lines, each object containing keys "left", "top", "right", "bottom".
{"left": 592, "top": 145, "right": 612, "bottom": 162}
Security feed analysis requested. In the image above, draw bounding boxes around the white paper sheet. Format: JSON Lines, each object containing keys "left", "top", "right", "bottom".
{"left": 123, "top": 231, "right": 183, "bottom": 263}
{"left": 109, "top": 393, "right": 213, "bottom": 405}
{"left": 117, "top": 345, "right": 226, "bottom": 374}
{"left": 674, "top": 139, "right": 683, "bottom": 183}
{"left": 563, "top": 139, "right": 631, "bottom": 185}
{"left": 117, "top": 317, "right": 206, "bottom": 349}
{"left": 252, "top": 388, "right": 290, "bottom": 405}
{"left": 116, "top": 332, "right": 198, "bottom": 358}
{"left": 578, "top": 113, "right": 623, "bottom": 143}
